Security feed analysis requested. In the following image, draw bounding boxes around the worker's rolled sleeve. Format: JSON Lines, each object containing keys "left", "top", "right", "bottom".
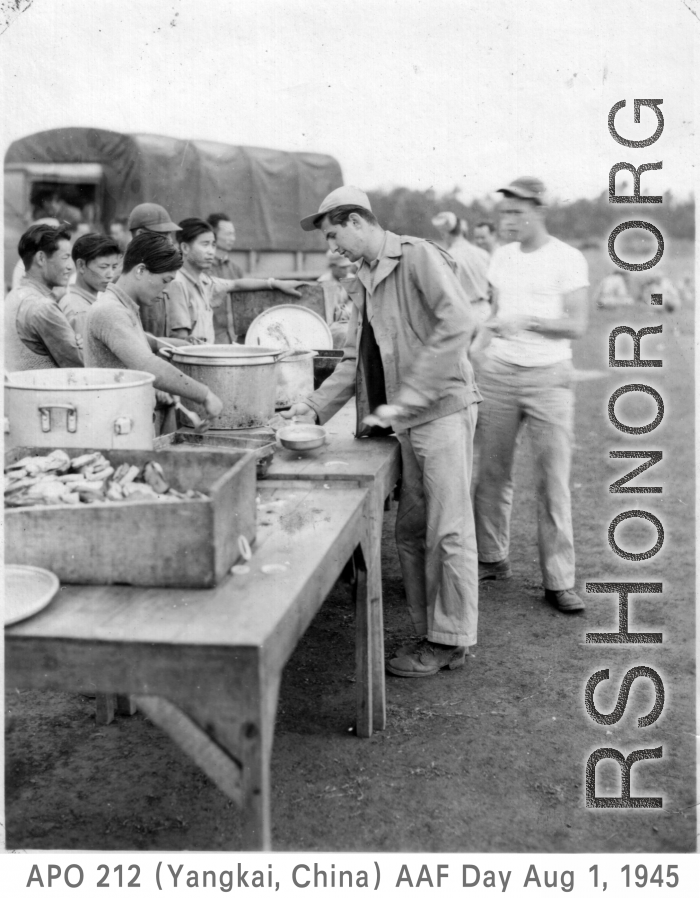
{"left": 164, "top": 279, "right": 194, "bottom": 334}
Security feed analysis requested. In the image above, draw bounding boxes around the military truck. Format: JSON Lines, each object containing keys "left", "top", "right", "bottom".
{"left": 4, "top": 127, "right": 343, "bottom": 291}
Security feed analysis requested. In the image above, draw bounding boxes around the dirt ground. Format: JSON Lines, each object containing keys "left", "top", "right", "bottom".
{"left": 4, "top": 243, "right": 696, "bottom": 852}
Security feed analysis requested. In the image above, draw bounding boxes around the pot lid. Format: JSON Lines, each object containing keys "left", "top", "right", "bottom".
{"left": 245, "top": 304, "right": 333, "bottom": 351}
{"left": 3, "top": 368, "right": 156, "bottom": 391}
{"left": 169, "top": 344, "right": 282, "bottom": 359}
{"left": 167, "top": 344, "right": 282, "bottom": 366}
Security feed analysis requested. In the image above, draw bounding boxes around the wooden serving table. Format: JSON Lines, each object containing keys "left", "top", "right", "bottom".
{"left": 266, "top": 401, "right": 402, "bottom": 732}
{"left": 5, "top": 402, "right": 401, "bottom": 851}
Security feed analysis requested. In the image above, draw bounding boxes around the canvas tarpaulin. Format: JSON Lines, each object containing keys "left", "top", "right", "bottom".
{"left": 5, "top": 128, "right": 343, "bottom": 251}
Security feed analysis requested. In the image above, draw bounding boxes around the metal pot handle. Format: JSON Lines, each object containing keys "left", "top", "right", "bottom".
{"left": 114, "top": 416, "right": 133, "bottom": 435}
{"left": 158, "top": 347, "right": 175, "bottom": 359}
{"left": 38, "top": 403, "right": 77, "bottom": 434}
{"left": 276, "top": 349, "right": 318, "bottom": 361}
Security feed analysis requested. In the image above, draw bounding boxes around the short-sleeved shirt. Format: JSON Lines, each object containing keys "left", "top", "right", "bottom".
{"left": 58, "top": 284, "right": 99, "bottom": 342}
{"left": 487, "top": 237, "right": 589, "bottom": 367}
{"left": 211, "top": 252, "right": 244, "bottom": 343}
{"left": 211, "top": 252, "right": 244, "bottom": 282}
{"left": 210, "top": 252, "right": 245, "bottom": 343}
{"left": 165, "top": 268, "right": 215, "bottom": 343}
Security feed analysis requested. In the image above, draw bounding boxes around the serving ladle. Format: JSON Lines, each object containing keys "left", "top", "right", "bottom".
{"left": 151, "top": 341, "right": 210, "bottom": 432}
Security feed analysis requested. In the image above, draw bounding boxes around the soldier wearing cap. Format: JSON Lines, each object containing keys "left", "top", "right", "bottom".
{"left": 126, "top": 203, "right": 182, "bottom": 337}
{"left": 282, "top": 186, "right": 481, "bottom": 678}
{"left": 128, "top": 203, "right": 182, "bottom": 242}
{"left": 474, "top": 177, "right": 589, "bottom": 613}
{"left": 431, "top": 210, "right": 491, "bottom": 324}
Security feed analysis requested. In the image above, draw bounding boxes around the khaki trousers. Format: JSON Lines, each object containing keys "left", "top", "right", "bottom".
{"left": 395, "top": 405, "right": 479, "bottom": 647}
{"left": 474, "top": 355, "right": 575, "bottom": 590}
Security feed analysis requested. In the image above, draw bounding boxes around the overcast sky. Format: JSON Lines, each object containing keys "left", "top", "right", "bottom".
{"left": 0, "top": 0, "right": 696, "bottom": 202}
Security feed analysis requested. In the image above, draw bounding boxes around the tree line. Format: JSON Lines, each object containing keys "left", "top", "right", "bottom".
{"left": 366, "top": 187, "right": 695, "bottom": 245}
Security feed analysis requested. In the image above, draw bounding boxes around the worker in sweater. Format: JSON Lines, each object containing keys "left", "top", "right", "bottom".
{"left": 85, "top": 232, "right": 223, "bottom": 426}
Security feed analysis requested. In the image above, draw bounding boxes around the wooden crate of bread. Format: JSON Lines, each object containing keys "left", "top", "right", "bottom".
{"left": 4, "top": 447, "right": 256, "bottom": 588}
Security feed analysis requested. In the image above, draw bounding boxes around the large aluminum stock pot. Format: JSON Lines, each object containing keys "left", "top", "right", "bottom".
{"left": 4, "top": 368, "right": 156, "bottom": 450}
{"left": 163, "top": 344, "right": 283, "bottom": 429}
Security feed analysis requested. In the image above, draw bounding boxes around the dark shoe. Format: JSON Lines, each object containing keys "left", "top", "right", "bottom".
{"left": 478, "top": 559, "right": 512, "bottom": 581}
{"left": 386, "top": 641, "right": 467, "bottom": 678}
{"left": 545, "top": 588, "right": 585, "bottom": 613}
{"left": 394, "top": 637, "right": 428, "bottom": 657}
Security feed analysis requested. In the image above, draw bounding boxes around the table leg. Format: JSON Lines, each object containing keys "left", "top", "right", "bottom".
{"left": 367, "top": 490, "right": 387, "bottom": 731}
{"left": 136, "top": 669, "right": 281, "bottom": 851}
{"left": 136, "top": 695, "right": 244, "bottom": 805}
{"left": 353, "top": 543, "right": 372, "bottom": 738}
{"left": 239, "top": 674, "right": 280, "bottom": 851}
{"left": 95, "top": 693, "right": 137, "bottom": 725}
{"left": 116, "top": 694, "right": 138, "bottom": 716}
{"left": 95, "top": 693, "right": 116, "bottom": 725}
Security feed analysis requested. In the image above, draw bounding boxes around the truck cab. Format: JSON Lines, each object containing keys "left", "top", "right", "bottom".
{"left": 4, "top": 162, "right": 106, "bottom": 289}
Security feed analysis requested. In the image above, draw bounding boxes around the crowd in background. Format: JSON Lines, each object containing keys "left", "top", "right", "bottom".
{"left": 6, "top": 185, "right": 507, "bottom": 372}
{"left": 4, "top": 199, "right": 309, "bottom": 432}
{"left": 10, "top": 185, "right": 688, "bottom": 340}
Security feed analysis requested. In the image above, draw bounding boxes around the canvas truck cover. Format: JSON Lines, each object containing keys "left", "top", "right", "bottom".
{"left": 5, "top": 128, "right": 343, "bottom": 251}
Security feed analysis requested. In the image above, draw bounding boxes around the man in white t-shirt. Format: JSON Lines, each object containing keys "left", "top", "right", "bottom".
{"left": 474, "top": 177, "right": 589, "bottom": 613}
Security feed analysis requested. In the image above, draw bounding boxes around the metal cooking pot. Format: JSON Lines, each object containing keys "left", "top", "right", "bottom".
{"left": 4, "top": 368, "right": 156, "bottom": 450}
{"left": 275, "top": 350, "right": 317, "bottom": 410}
{"left": 163, "top": 344, "right": 283, "bottom": 430}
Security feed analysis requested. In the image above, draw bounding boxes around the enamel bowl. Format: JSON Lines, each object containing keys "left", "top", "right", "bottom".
{"left": 277, "top": 424, "right": 327, "bottom": 452}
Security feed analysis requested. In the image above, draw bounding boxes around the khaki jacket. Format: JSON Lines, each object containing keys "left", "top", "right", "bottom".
{"left": 306, "top": 231, "right": 480, "bottom": 433}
